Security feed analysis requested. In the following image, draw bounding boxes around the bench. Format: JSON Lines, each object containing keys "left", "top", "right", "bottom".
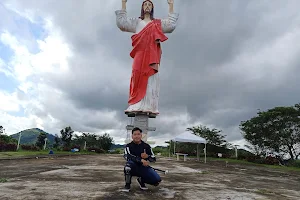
{"left": 176, "top": 153, "right": 188, "bottom": 161}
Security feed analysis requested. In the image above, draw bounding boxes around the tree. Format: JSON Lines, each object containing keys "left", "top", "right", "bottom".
{"left": 53, "top": 134, "right": 61, "bottom": 149}
{"left": 240, "top": 104, "right": 300, "bottom": 160}
{"left": 71, "top": 132, "right": 113, "bottom": 151}
{"left": 0, "top": 126, "right": 16, "bottom": 144}
{"left": 244, "top": 144, "right": 267, "bottom": 156}
{"left": 72, "top": 132, "right": 98, "bottom": 149}
{"left": 60, "top": 126, "right": 74, "bottom": 148}
{"left": 187, "top": 125, "right": 227, "bottom": 147}
{"left": 0, "top": 134, "right": 17, "bottom": 144}
{"left": 36, "top": 132, "right": 47, "bottom": 149}
{"left": 98, "top": 133, "right": 114, "bottom": 151}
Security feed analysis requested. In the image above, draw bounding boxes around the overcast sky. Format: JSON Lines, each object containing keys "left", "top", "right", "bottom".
{"left": 1, "top": 0, "right": 300, "bottom": 147}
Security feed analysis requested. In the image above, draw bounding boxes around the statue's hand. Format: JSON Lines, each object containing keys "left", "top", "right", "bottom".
{"left": 167, "top": 0, "right": 174, "bottom": 4}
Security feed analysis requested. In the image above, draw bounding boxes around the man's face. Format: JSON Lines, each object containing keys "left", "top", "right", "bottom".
{"left": 143, "top": 1, "right": 153, "bottom": 14}
{"left": 132, "top": 130, "right": 142, "bottom": 143}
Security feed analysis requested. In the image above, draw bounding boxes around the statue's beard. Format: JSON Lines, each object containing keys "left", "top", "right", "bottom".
{"left": 144, "top": 9, "right": 151, "bottom": 14}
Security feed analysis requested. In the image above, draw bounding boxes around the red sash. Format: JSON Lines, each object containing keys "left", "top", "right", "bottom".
{"left": 128, "top": 19, "right": 168, "bottom": 105}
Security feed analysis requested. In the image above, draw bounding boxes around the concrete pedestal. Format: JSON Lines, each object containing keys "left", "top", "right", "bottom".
{"left": 125, "top": 112, "right": 156, "bottom": 143}
{"left": 133, "top": 114, "right": 149, "bottom": 141}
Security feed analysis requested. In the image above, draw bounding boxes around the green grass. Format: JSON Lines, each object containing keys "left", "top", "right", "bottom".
{"left": 208, "top": 157, "right": 300, "bottom": 172}
{"left": 163, "top": 154, "right": 300, "bottom": 172}
{"left": 0, "top": 178, "right": 8, "bottom": 183}
{"left": 0, "top": 150, "right": 97, "bottom": 158}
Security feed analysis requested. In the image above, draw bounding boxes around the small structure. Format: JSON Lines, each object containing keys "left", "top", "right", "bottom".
{"left": 175, "top": 153, "right": 188, "bottom": 161}
{"left": 171, "top": 132, "right": 207, "bottom": 163}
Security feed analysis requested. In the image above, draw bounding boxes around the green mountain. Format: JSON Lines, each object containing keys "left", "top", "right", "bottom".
{"left": 10, "top": 128, "right": 55, "bottom": 145}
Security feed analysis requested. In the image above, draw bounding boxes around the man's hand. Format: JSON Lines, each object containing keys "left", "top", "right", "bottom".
{"left": 141, "top": 149, "right": 149, "bottom": 159}
{"left": 141, "top": 159, "right": 149, "bottom": 166}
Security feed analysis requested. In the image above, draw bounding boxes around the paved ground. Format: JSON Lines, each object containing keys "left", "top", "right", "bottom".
{"left": 0, "top": 154, "right": 299, "bottom": 200}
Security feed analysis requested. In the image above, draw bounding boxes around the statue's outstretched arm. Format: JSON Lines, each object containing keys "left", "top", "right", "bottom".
{"left": 161, "top": 0, "right": 179, "bottom": 33}
{"left": 115, "top": 0, "right": 139, "bottom": 33}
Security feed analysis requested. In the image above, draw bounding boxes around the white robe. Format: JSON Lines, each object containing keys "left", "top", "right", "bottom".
{"left": 115, "top": 10, "right": 179, "bottom": 114}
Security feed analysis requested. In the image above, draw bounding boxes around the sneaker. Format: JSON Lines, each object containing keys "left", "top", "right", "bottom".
{"left": 153, "top": 182, "right": 160, "bottom": 187}
{"left": 136, "top": 177, "right": 148, "bottom": 190}
{"left": 122, "top": 183, "right": 130, "bottom": 192}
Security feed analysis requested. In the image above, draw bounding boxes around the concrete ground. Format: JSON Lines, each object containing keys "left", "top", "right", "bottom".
{"left": 0, "top": 154, "right": 299, "bottom": 200}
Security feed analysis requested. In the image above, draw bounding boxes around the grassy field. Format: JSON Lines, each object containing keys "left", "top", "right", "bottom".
{"left": 1, "top": 150, "right": 300, "bottom": 172}
{"left": 207, "top": 157, "right": 300, "bottom": 172}
{"left": 164, "top": 154, "right": 300, "bottom": 172}
{"left": 0, "top": 150, "right": 97, "bottom": 159}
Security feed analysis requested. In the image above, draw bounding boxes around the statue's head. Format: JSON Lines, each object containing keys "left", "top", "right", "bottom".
{"left": 140, "top": 0, "right": 154, "bottom": 20}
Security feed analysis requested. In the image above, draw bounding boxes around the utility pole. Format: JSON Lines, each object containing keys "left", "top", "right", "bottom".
{"left": 234, "top": 145, "right": 239, "bottom": 159}
{"left": 17, "top": 132, "right": 22, "bottom": 150}
{"left": 44, "top": 138, "right": 48, "bottom": 150}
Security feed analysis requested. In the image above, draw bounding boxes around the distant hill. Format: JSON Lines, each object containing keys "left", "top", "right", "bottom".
{"left": 10, "top": 128, "right": 55, "bottom": 145}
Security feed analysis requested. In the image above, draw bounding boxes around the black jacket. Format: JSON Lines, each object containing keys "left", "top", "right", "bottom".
{"left": 124, "top": 141, "right": 156, "bottom": 164}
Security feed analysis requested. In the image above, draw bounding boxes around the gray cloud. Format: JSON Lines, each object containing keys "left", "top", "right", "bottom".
{"left": 3, "top": 0, "right": 300, "bottom": 146}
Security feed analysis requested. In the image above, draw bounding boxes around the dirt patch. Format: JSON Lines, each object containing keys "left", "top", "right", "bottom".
{"left": 0, "top": 155, "right": 299, "bottom": 199}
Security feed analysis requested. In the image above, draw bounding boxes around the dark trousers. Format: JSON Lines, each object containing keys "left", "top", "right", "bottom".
{"left": 125, "top": 160, "right": 161, "bottom": 185}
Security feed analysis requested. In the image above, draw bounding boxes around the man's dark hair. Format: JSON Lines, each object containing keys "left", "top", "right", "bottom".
{"left": 132, "top": 127, "right": 142, "bottom": 134}
{"left": 139, "top": 0, "right": 154, "bottom": 20}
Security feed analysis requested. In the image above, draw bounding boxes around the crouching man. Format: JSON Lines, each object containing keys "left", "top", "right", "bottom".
{"left": 123, "top": 127, "right": 161, "bottom": 192}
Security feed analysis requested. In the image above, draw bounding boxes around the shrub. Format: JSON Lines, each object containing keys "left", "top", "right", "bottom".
{"left": 109, "top": 148, "right": 123, "bottom": 154}
{"left": 21, "top": 145, "right": 40, "bottom": 151}
{"left": 63, "top": 147, "right": 71, "bottom": 151}
{"left": 264, "top": 156, "right": 279, "bottom": 165}
{"left": 246, "top": 155, "right": 280, "bottom": 165}
{"left": 176, "top": 149, "right": 197, "bottom": 156}
{"left": 87, "top": 147, "right": 105, "bottom": 153}
{"left": 286, "top": 160, "right": 300, "bottom": 168}
{"left": 246, "top": 155, "right": 267, "bottom": 164}
{"left": 0, "top": 143, "right": 17, "bottom": 151}
{"left": 237, "top": 155, "right": 247, "bottom": 160}
{"left": 293, "top": 160, "right": 300, "bottom": 168}
{"left": 253, "top": 158, "right": 266, "bottom": 164}
{"left": 216, "top": 153, "right": 231, "bottom": 158}
{"left": 152, "top": 147, "right": 170, "bottom": 156}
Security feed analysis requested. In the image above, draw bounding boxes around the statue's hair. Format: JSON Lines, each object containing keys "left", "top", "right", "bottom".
{"left": 139, "top": 0, "right": 154, "bottom": 20}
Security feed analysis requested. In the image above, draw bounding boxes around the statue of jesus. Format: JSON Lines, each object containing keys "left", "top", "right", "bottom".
{"left": 115, "top": 0, "right": 179, "bottom": 117}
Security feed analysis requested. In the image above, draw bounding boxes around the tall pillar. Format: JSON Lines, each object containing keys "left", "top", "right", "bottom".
{"left": 133, "top": 114, "right": 149, "bottom": 141}
{"left": 125, "top": 112, "right": 156, "bottom": 143}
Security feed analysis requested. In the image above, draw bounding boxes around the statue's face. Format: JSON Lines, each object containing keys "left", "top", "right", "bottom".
{"left": 143, "top": 1, "right": 153, "bottom": 13}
